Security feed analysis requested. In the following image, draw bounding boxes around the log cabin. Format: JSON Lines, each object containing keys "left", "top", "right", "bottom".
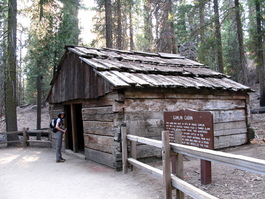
{"left": 46, "top": 45, "right": 253, "bottom": 169}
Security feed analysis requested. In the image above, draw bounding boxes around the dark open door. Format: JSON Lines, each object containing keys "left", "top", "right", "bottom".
{"left": 65, "top": 104, "right": 84, "bottom": 153}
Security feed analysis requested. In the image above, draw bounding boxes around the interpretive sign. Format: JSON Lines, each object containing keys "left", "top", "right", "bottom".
{"left": 164, "top": 109, "right": 214, "bottom": 149}
{"left": 164, "top": 109, "right": 214, "bottom": 185}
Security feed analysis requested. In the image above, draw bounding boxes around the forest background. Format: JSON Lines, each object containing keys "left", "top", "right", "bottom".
{"left": 0, "top": 0, "right": 264, "bottom": 138}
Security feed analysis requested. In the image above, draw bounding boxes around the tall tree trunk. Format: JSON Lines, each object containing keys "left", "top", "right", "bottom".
{"left": 129, "top": 1, "right": 134, "bottom": 50}
{"left": 5, "top": 0, "right": 18, "bottom": 141}
{"left": 157, "top": 0, "right": 176, "bottom": 53}
{"left": 255, "top": 0, "right": 265, "bottom": 106}
{"left": 143, "top": 0, "right": 153, "bottom": 52}
{"left": 105, "top": 0, "right": 113, "bottom": 48}
{"left": 213, "top": 0, "right": 224, "bottom": 73}
{"left": 235, "top": 0, "right": 248, "bottom": 85}
{"left": 199, "top": 0, "right": 205, "bottom": 44}
{"left": 117, "top": 0, "right": 122, "bottom": 49}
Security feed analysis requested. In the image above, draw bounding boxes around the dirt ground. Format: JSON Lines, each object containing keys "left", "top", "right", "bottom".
{"left": 1, "top": 84, "right": 265, "bottom": 198}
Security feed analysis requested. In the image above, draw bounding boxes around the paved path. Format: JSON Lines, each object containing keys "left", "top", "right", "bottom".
{"left": 0, "top": 147, "right": 163, "bottom": 199}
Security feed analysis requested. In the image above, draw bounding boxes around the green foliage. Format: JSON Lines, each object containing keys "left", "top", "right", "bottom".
{"left": 24, "top": 0, "right": 80, "bottom": 104}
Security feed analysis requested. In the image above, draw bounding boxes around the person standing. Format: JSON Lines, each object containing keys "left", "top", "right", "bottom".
{"left": 55, "top": 112, "right": 66, "bottom": 163}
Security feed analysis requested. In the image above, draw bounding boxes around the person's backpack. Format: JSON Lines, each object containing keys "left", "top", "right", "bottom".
{"left": 50, "top": 118, "right": 58, "bottom": 132}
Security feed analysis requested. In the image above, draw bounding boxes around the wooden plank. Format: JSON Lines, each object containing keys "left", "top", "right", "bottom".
{"left": 84, "top": 134, "right": 115, "bottom": 154}
{"left": 112, "top": 71, "right": 137, "bottom": 85}
{"left": 80, "top": 57, "right": 109, "bottom": 70}
{"left": 94, "top": 59, "right": 121, "bottom": 70}
{"left": 83, "top": 121, "right": 116, "bottom": 136}
{"left": 215, "top": 120, "right": 247, "bottom": 131}
{"left": 121, "top": 72, "right": 151, "bottom": 86}
{"left": 127, "top": 158, "right": 163, "bottom": 179}
{"left": 82, "top": 106, "right": 113, "bottom": 115}
{"left": 96, "top": 71, "right": 130, "bottom": 87}
{"left": 212, "top": 109, "right": 246, "bottom": 123}
{"left": 82, "top": 112, "right": 123, "bottom": 122}
{"left": 85, "top": 148, "right": 117, "bottom": 168}
{"left": 128, "top": 157, "right": 218, "bottom": 199}
{"left": 27, "top": 129, "right": 51, "bottom": 134}
{"left": 171, "top": 142, "right": 265, "bottom": 175}
{"left": 171, "top": 175, "right": 218, "bottom": 199}
{"left": 215, "top": 127, "right": 247, "bottom": 136}
{"left": 121, "top": 127, "right": 128, "bottom": 174}
{"left": 27, "top": 140, "right": 51, "bottom": 144}
{"left": 124, "top": 90, "right": 248, "bottom": 100}
{"left": 214, "top": 133, "right": 247, "bottom": 149}
{"left": 124, "top": 98, "right": 245, "bottom": 112}
{"left": 127, "top": 134, "right": 162, "bottom": 148}
{"left": 0, "top": 131, "right": 23, "bottom": 135}
{"left": 174, "top": 130, "right": 184, "bottom": 199}
{"left": 162, "top": 131, "right": 172, "bottom": 199}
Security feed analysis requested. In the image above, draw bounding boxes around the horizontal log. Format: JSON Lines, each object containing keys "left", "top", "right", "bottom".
{"left": 212, "top": 109, "right": 246, "bottom": 123}
{"left": 125, "top": 90, "right": 248, "bottom": 100}
{"left": 214, "top": 121, "right": 246, "bottom": 131}
{"left": 82, "top": 112, "right": 123, "bottom": 122}
{"left": 0, "top": 140, "right": 22, "bottom": 144}
{"left": 214, "top": 133, "right": 247, "bottom": 149}
{"left": 85, "top": 148, "right": 117, "bottom": 169}
{"left": 27, "top": 140, "right": 51, "bottom": 144}
{"left": 0, "top": 131, "right": 23, "bottom": 135}
{"left": 27, "top": 129, "right": 51, "bottom": 134}
{"left": 214, "top": 128, "right": 247, "bottom": 137}
{"left": 83, "top": 121, "right": 116, "bottom": 136}
{"left": 82, "top": 106, "right": 113, "bottom": 115}
{"left": 84, "top": 134, "right": 117, "bottom": 154}
{"left": 124, "top": 98, "right": 245, "bottom": 112}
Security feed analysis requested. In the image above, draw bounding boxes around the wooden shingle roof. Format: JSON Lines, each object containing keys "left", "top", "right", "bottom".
{"left": 58, "top": 45, "right": 251, "bottom": 92}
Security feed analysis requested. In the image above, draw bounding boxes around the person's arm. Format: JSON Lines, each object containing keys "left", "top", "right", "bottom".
{"left": 55, "top": 119, "right": 66, "bottom": 133}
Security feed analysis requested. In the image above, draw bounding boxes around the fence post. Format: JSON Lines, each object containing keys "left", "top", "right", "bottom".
{"left": 162, "top": 131, "right": 172, "bottom": 199}
{"left": 121, "top": 126, "right": 128, "bottom": 174}
{"left": 175, "top": 130, "right": 184, "bottom": 199}
{"left": 131, "top": 140, "right": 137, "bottom": 171}
{"left": 23, "top": 128, "right": 28, "bottom": 147}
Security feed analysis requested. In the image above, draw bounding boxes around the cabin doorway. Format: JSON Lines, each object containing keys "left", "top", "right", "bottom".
{"left": 65, "top": 104, "right": 84, "bottom": 154}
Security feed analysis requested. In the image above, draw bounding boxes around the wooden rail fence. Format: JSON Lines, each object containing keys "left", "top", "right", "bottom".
{"left": 0, "top": 128, "right": 52, "bottom": 147}
{"left": 121, "top": 127, "right": 265, "bottom": 199}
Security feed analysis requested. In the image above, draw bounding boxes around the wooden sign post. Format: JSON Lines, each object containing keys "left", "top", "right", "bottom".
{"left": 164, "top": 109, "right": 214, "bottom": 185}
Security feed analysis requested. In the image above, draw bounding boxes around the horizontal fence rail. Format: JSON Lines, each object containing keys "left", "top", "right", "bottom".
{"left": 0, "top": 128, "right": 52, "bottom": 147}
{"left": 122, "top": 128, "right": 265, "bottom": 199}
{"left": 171, "top": 143, "right": 265, "bottom": 176}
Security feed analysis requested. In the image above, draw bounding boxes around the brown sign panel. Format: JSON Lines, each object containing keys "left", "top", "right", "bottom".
{"left": 164, "top": 109, "right": 214, "bottom": 149}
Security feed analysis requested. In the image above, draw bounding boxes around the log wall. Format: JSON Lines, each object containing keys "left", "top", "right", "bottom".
{"left": 123, "top": 89, "right": 250, "bottom": 150}
{"left": 49, "top": 88, "right": 250, "bottom": 169}
{"left": 82, "top": 92, "right": 124, "bottom": 169}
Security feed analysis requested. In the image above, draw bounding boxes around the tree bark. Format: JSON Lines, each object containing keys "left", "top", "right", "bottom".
{"left": 105, "top": 0, "right": 113, "bottom": 48}
{"left": 213, "top": 0, "right": 224, "bottom": 73}
{"left": 117, "top": 0, "right": 122, "bottom": 49}
{"left": 235, "top": 0, "right": 248, "bottom": 85}
{"left": 255, "top": 0, "right": 265, "bottom": 106}
{"left": 5, "top": 0, "right": 18, "bottom": 141}
{"left": 129, "top": 1, "right": 134, "bottom": 50}
{"left": 157, "top": 0, "right": 176, "bottom": 53}
{"left": 143, "top": 0, "right": 153, "bottom": 52}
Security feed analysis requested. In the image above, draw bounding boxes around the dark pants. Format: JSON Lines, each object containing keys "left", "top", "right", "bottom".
{"left": 56, "top": 131, "right": 63, "bottom": 161}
